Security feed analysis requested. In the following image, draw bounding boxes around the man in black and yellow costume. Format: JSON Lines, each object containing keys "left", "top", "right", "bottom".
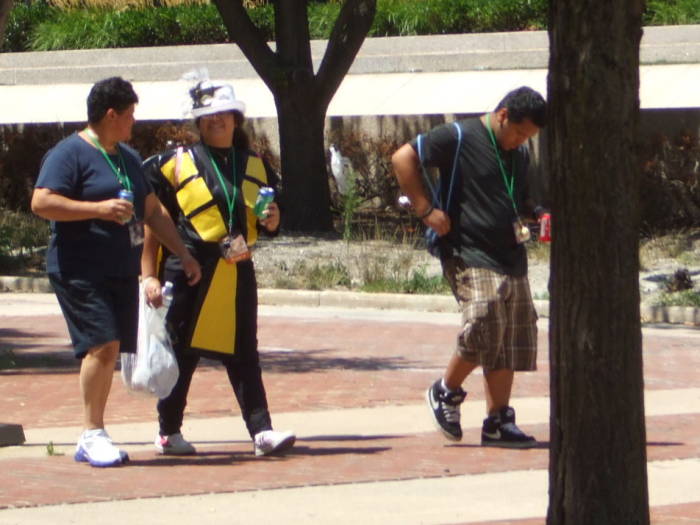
{"left": 141, "top": 76, "right": 295, "bottom": 457}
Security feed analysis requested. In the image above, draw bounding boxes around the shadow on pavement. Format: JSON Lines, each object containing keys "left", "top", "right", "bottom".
{"left": 448, "top": 441, "right": 551, "bottom": 450}
{"left": 0, "top": 349, "right": 77, "bottom": 374}
{"left": 647, "top": 441, "right": 684, "bottom": 447}
{"left": 285, "top": 445, "right": 391, "bottom": 457}
{"left": 127, "top": 453, "right": 245, "bottom": 467}
{"left": 298, "top": 434, "right": 407, "bottom": 442}
{"left": 0, "top": 327, "right": 76, "bottom": 374}
{"left": 260, "top": 348, "right": 420, "bottom": 373}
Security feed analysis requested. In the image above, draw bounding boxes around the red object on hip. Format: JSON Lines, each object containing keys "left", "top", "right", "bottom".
{"left": 539, "top": 213, "right": 551, "bottom": 242}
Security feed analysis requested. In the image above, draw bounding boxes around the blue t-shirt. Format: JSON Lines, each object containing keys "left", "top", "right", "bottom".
{"left": 35, "top": 132, "right": 152, "bottom": 278}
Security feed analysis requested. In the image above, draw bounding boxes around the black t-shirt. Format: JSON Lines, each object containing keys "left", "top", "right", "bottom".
{"left": 35, "top": 133, "right": 152, "bottom": 278}
{"left": 411, "top": 118, "right": 531, "bottom": 276}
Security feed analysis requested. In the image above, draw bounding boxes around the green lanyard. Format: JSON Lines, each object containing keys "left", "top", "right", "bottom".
{"left": 84, "top": 128, "right": 132, "bottom": 192}
{"left": 484, "top": 116, "right": 518, "bottom": 215}
{"left": 206, "top": 147, "right": 238, "bottom": 233}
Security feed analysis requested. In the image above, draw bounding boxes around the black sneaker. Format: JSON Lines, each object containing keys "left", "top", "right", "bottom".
{"left": 426, "top": 379, "right": 467, "bottom": 441}
{"left": 481, "top": 406, "right": 536, "bottom": 449}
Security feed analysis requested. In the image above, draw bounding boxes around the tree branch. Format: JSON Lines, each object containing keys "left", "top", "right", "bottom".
{"left": 212, "top": 0, "right": 279, "bottom": 89}
{"left": 315, "top": 0, "right": 376, "bottom": 109}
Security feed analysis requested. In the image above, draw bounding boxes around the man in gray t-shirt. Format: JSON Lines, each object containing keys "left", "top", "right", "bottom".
{"left": 392, "top": 86, "right": 547, "bottom": 448}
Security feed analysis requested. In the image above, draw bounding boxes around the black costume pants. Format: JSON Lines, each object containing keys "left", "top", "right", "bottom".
{"left": 157, "top": 259, "right": 272, "bottom": 438}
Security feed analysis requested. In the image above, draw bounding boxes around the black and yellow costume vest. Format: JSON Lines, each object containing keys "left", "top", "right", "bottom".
{"left": 159, "top": 144, "right": 269, "bottom": 247}
{"left": 150, "top": 144, "right": 273, "bottom": 358}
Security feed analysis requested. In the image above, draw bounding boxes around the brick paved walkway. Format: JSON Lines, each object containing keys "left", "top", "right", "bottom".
{"left": 1, "top": 297, "right": 699, "bottom": 524}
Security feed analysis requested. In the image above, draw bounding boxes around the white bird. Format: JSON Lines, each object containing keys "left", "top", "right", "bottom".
{"left": 329, "top": 144, "right": 352, "bottom": 195}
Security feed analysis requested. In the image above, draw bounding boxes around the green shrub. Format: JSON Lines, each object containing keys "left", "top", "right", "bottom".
{"left": 2, "top": 1, "right": 54, "bottom": 52}
{"left": 0, "top": 209, "right": 49, "bottom": 275}
{"left": 30, "top": 9, "right": 118, "bottom": 50}
{"left": 308, "top": 2, "right": 341, "bottom": 39}
{"left": 272, "top": 259, "right": 352, "bottom": 290}
{"left": 6, "top": 0, "right": 700, "bottom": 52}
{"left": 371, "top": 0, "right": 547, "bottom": 36}
{"left": 644, "top": 0, "right": 700, "bottom": 25}
{"left": 0, "top": 209, "right": 50, "bottom": 255}
{"left": 307, "top": 261, "right": 352, "bottom": 289}
{"left": 361, "top": 266, "right": 449, "bottom": 294}
{"left": 4, "top": 0, "right": 551, "bottom": 53}
{"left": 340, "top": 170, "right": 360, "bottom": 241}
{"left": 29, "top": 4, "right": 229, "bottom": 50}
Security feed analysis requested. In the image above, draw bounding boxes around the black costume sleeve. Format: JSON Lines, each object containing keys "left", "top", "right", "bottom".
{"left": 142, "top": 151, "right": 180, "bottom": 221}
{"left": 259, "top": 154, "right": 281, "bottom": 237}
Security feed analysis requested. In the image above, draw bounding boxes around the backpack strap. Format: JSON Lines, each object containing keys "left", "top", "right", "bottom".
{"left": 417, "top": 121, "right": 462, "bottom": 213}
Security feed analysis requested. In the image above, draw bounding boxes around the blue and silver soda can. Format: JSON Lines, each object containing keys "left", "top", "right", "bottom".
{"left": 254, "top": 187, "right": 275, "bottom": 218}
{"left": 118, "top": 189, "right": 134, "bottom": 203}
{"left": 118, "top": 189, "right": 134, "bottom": 224}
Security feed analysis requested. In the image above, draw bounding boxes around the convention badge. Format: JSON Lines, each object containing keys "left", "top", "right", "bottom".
{"left": 513, "top": 220, "right": 531, "bottom": 244}
{"left": 127, "top": 219, "right": 145, "bottom": 247}
{"left": 218, "top": 233, "right": 251, "bottom": 263}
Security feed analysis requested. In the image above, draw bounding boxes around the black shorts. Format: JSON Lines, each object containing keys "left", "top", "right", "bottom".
{"left": 48, "top": 273, "right": 139, "bottom": 359}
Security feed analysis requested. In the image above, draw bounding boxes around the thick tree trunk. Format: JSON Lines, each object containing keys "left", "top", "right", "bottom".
{"left": 546, "top": 1, "right": 649, "bottom": 524}
{"left": 212, "top": 0, "right": 375, "bottom": 233}
{"left": 275, "top": 87, "right": 334, "bottom": 231}
{"left": 0, "top": 0, "right": 11, "bottom": 47}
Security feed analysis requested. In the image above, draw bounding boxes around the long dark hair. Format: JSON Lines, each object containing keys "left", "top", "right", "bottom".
{"left": 232, "top": 110, "right": 250, "bottom": 150}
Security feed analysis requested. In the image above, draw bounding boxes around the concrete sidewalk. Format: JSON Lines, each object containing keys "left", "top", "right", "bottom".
{"left": 1, "top": 294, "right": 699, "bottom": 524}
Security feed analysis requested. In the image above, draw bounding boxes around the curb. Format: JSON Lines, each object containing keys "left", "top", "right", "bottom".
{"left": 640, "top": 304, "right": 700, "bottom": 325}
{"left": 0, "top": 275, "right": 53, "bottom": 293}
{"left": 2, "top": 276, "right": 699, "bottom": 326}
{"left": 258, "top": 288, "right": 552, "bottom": 319}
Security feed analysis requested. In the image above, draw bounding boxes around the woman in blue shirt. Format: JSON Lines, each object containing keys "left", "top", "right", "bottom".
{"left": 32, "top": 77, "right": 202, "bottom": 468}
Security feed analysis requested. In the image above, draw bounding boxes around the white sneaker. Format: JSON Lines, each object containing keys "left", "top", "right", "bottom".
{"left": 253, "top": 430, "right": 296, "bottom": 457}
{"left": 155, "top": 432, "right": 196, "bottom": 455}
{"left": 74, "top": 429, "right": 127, "bottom": 467}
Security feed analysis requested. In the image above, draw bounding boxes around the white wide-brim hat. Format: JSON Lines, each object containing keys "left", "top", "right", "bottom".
{"left": 190, "top": 80, "right": 246, "bottom": 118}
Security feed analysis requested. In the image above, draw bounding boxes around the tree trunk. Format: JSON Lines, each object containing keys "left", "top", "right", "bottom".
{"left": 275, "top": 85, "right": 334, "bottom": 231}
{"left": 546, "top": 1, "right": 649, "bottom": 524}
{"left": 0, "top": 0, "right": 11, "bottom": 48}
{"left": 212, "top": 0, "right": 375, "bottom": 232}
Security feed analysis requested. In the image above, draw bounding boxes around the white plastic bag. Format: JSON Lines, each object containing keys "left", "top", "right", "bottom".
{"left": 121, "top": 283, "right": 178, "bottom": 399}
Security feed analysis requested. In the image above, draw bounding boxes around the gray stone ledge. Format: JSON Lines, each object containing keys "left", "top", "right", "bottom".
{"left": 2, "top": 25, "right": 700, "bottom": 86}
{"left": 641, "top": 304, "right": 700, "bottom": 325}
{"left": 0, "top": 276, "right": 52, "bottom": 293}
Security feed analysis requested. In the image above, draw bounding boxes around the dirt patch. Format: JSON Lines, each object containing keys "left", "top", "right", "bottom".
{"left": 252, "top": 233, "right": 700, "bottom": 306}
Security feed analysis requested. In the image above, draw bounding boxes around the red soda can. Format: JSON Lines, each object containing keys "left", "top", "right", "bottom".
{"left": 539, "top": 213, "right": 551, "bottom": 242}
